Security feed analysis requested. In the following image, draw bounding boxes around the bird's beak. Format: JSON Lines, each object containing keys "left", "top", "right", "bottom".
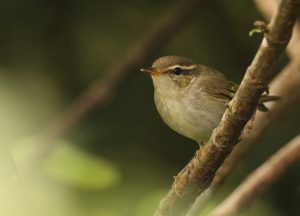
{"left": 140, "top": 67, "right": 160, "bottom": 76}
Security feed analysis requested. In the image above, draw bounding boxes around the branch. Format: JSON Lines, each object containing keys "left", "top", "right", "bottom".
{"left": 210, "top": 0, "right": 300, "bottom": 193}
{"left": 211, "top": 58, "right": 300, "bottom": 190}
{"left": 32, "top": 0, "right": 205, "bottom": 161}
{"left": 188, "top": 1, "right": 300, "bottom": 214}
{"left": 189, "top": 41, "right": 300, "bottom": 216}
{"left": 154, "top": 0, "right": 299, "bottom": 215}
{"left": 208, "top": 134, "right": 300, "bottom": 216}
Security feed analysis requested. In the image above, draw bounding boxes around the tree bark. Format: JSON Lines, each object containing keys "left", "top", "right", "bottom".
{"left": 154, "top": 0, "right": 300, "bottom": 215}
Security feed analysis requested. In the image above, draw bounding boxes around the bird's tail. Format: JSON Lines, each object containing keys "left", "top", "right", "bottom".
{"left": 257, "top": 94, "right": 280, "bottom": 112}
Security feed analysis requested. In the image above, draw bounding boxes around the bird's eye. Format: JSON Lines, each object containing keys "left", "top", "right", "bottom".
{"left": 173, "top": 67, "right": 182, "bottom": 75}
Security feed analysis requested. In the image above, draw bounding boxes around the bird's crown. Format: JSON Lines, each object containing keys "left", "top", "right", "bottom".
{"left": 152, "top": 55, "right": 196, "bottom": 69}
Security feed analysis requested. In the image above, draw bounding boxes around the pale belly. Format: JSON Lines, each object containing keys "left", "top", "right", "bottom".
{"left": 154, "top": 91, "right": 226, "bottom": 143}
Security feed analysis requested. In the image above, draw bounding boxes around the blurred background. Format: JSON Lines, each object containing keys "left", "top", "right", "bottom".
{"left": 0, "top": 0, "right": 299, "bottom": 215}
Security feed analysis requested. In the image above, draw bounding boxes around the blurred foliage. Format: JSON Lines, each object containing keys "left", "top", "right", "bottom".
{"left": 44, "top": 140, "right": 121, "bottom": 189}
{"left": 0, "top": 0, "right": 299, "bottom": 216}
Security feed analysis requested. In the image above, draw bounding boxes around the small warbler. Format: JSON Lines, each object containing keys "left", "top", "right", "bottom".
{"left": 141, "top": 55, "right": 279, "bottom": 144}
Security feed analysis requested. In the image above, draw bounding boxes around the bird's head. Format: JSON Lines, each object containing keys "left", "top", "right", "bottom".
{"left": 141, "top": 55, "right": 200, "bottom": 90}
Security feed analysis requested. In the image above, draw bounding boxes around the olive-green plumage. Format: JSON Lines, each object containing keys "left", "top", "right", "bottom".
{"left": 142, "top": 55, "right": 279, "bottom": 143}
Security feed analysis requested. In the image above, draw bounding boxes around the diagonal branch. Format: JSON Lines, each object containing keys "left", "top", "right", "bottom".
{"left": 153, "top": 0, "right": 300, "bottom": 215}
{"left": 188, "top": 1, "right": 300, "bottom": 214}
{"left": 210, "top": 0, "right": 300, "bottom": 195}
{"left": 208, "top": 134, "right": 300, "bottom": 216}
{"left": 211, "top": 58, "right": 300, "bottom": 191}
{"left": 188, "top": 47, "right": 300, "bottom": 216}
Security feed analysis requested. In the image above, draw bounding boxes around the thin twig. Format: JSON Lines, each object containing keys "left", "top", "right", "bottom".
{"left": 154, "top": 0, "right": 299, "bottom": 215}
{"left": 255, "top": 0, "right": 300, "bottom": 58}
{"left": 208, "top": 134, "right": 300, "bottom": 216}
{"left": 32, "top": 0, "right": 205, "bottom": 162}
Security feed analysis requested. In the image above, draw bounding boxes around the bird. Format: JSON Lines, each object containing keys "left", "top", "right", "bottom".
{"left": 141, "top": 55, "right": 279, "bottom": 144}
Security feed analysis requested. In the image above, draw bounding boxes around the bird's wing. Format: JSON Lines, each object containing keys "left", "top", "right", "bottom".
{"left": 200, "top": 69, "right": 279, "bottom": 112}
{"left": 209, "top": 80, "right": 238, "bottom": 102}
{"left": 199, "top": 69, "right": 238, "bottom": 103}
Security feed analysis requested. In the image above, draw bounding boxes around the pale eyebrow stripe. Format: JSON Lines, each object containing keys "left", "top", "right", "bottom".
{"left": 166, "top": 65, "right": 197, "bottom": 70}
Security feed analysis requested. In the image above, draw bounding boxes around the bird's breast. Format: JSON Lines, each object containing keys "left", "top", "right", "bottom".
{"left": 154, "top": 88, "right": 226, "bottom": 143}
